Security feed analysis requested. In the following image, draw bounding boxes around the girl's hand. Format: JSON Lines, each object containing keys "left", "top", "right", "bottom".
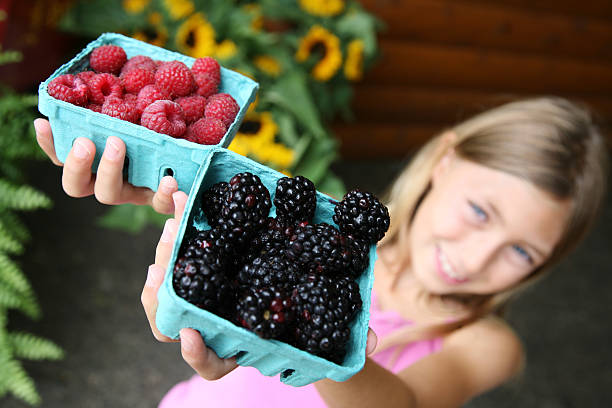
{"left": 34, "top": 118, "right": 178, "bottom": 214}
{"left": 141, "top": 191, "right": 238, "bottom": 380}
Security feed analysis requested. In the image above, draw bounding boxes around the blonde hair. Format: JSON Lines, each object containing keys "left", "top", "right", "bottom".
{"left": 376, "top": 96, "right": 609, "bottom": 351}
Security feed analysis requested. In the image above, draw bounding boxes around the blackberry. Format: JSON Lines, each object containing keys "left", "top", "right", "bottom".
{"left": 346, "top": 235, "right": 370, "bottom": 278}
{"left": 187, "top": 227, "right": 243, "bottom": 272}
{"left": 286, "top": 223, "right": 351, "bottom": 276}
{"left": 274, "top": 176, "right": 317, "bottom": 225}
{"left": 201, "top": 181, "right": 229, "bottom": 227}
{"left": 236, "top": 286, "right": 294, "bottom": 340}
{"left": 237, "top": 252, "right": 301, "bottom": 290}
{"left": 291, "top": 274, "right": 362, "bottom": 364}
{"left": 218, "top": 172, "right": 271, "bottom": 243}
{"left": 333, "top": 190, "right": 390, "bottom": 244}
{"left": 247, "top": 218, "right": 294, "bottom": 261}
{"left": 172, "top": 255, "right": 234, "bottom": 319}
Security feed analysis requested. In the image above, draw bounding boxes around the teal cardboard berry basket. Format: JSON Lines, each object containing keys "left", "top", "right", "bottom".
{"left": 155, "top": 148, "right": 376, "bottom": 387}
{"left": 37, "top": 32, "right": 258, "bottom": 193}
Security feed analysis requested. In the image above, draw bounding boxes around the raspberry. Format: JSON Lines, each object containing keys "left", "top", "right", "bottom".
{"left": 185, "top": 117, "right": 226, "bottom": 145}
{"left": 101, "top": 95, "right": 140, "bottom": 123}
{"left": 120, "top": 55, "right": 157, "bottom": 75}
{"left": 204, "top": 93, "right": 239, "bottom": 127}
{"left": 47, "top": 74, "right": 88, "bottom": 106}
{"left": 121, "top": 68, "right": 155, "bottom": 94}
{"left": 76, "top": 70, "right": 96, "bottom": 83}
{"left": 140, "top": 99, "right": 186, "bottom": 138}
{"left": 175, "top": 95, "right": 207, "bottom": 124}
{"left": 333, "top": 190, "right": 390, "bottom": 244}
{"left": 87, "top": 103, "right": 102, "bottom": 113}
{"left": 89, "top": 45, "right": 127, "bottom": 75}
{"left": 88, "top": 73, "right": 122, "bottom": 105}
{"left": 154, "top": 60, "right": 195, "bottom": 98}
{"left": 191, "top": 57, "right": 221, "bottom": 84}
{"left": 194, "top": 73, "right": 219, "bottom": 98}
{"left": 136, "top": 85, "right": 170, "bottom": 113}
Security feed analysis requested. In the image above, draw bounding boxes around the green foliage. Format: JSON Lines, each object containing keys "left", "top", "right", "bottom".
{"left": 57, "top": 0, "right": 382, "bottom": 233}
{"left": 0, "top": 52, "right": 63, "bottom": 406}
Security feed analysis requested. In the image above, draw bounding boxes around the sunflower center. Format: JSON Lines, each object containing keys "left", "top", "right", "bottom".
{"left": 186, "top": 29, "right": 196, "bottom": 48}
{"left": 142, "top": 27, "right": 159, "bottom": 41}
{"left": 240, "top": 120, "right": 262, "bottom": 135}
{"left": 310, "top": 41, "right": 327, "bottom": 58}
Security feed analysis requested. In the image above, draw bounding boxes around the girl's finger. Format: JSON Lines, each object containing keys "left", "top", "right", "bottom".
{"left": 141, "top": 264, "right": 176, "bottom": 343}
{"left": 151, "top": 176, "right": 179, "bottom": 214}
{"left": 173, "top": 191, "right": 189, "bottom": 221}
{"left": 155, "top": 218, "right": 177, "bottom": 267}
{"left": 179, "top": 328, "right": 238, "bottom": 381}
{"left": 94, "top": 136, "right": 129, "bottom": 205}
{"left": 366, "top": 328, "right": 378, "bottom": 356}
{"left": 34, "top": 118, "right": 63, "bottom": 166}
{"left": 61, "top": 137, "right": 96, "bottom": 198}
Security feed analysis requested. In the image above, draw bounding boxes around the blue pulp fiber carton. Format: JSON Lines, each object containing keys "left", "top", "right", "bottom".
{"left": 156, "top": 148, "right": 376, "bottom": 387}
{"left": 38, "top": 32, "right": 259, "bottom": 193}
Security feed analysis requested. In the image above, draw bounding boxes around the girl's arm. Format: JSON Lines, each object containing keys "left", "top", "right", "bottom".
{"left": 315, "top": 317, "right": 524, "bottom": 408}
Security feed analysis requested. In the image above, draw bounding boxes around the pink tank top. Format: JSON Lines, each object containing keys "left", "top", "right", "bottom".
{"left": 158, "top": 291, "right": 443, "bottom": 408}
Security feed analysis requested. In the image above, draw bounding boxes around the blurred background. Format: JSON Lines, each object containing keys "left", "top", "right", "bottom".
{"left": 0, "top": 0, "right": 610, "bottom": 406}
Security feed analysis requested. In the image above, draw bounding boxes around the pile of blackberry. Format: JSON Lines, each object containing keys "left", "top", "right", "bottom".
{"left": 172, "top": 172, "right": 390, "bottom": 365}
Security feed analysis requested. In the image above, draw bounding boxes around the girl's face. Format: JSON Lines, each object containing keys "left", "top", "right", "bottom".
{"left": 409, "top": 151, "right": 572, "bottom": 295}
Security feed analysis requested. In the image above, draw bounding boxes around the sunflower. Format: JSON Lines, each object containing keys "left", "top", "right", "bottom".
{"left": 299, "top": 0, "right": 345, "bottom": 17}
{"left": 132, "top": 16, "right": 168, "bottom": 47}
{"left": 122, "top": 0, "right": 150, "bottom": 14}
{"left": 162, "top": 0, "right": 194, "bottom": 20}
{"left": 215, "top": 39, "right": 238, "bottom": 60}
{"left": 229, "top": 112, "right": 295, "bottom": 171}
{"left": 344, "top": 39, "right": 364, "bottom": 81}
{"left": 242, "top": 4, "right": 263, "bottom": 31}
{"left": 148, "top": 11, "right": 162, "bottom": 26}
{"left": 175, "top": 12, "right": 216, "bottom": 58}
{"left": 254, "top": 55, "right": 282, "bottom": 77}
{"left": 295, "top": 25, "right": 342, "bottom": 81}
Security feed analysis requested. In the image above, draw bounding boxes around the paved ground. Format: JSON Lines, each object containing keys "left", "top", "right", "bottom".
{"left": 3, "top": 157, "right": 612, "bottom": 407}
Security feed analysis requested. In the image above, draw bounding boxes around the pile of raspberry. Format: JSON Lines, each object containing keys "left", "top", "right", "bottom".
{"left": 46, "top": 44, "right": 240, "bottom": 145}
{"left": 172, "top": 172, "right": 390, "bottom": 365}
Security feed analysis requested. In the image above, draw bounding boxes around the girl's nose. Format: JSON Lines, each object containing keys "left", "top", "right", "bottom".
{"left": 460, "top": 235, "right": 500, "bottom": 276}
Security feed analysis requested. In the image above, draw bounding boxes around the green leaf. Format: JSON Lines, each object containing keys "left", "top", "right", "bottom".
{"left": 0, "top": 180, "right": 51, "bottom": 212}
{"left": 3, "top": 360, "right": 40, "bottom": 405}
{"left": 264, "top": 70, "right": 327, "bottom": 139}
{"left": 97, "top": 204, "right": 168, "bottom": 234}
{"left": 7, "top": 332, "right": 64, "bottom": 361}
{"left": 58, "top": 0, "right": 141, "bottom": 37}
{"left": 0, "top": 254, "right": 32, "bottom": 296}
{"left": 0, "top": 221, "right": 24, "bottom": 254}
{"left": 0, "top": 213, "right": 30, "bottom": 243}
{"left": 336, "top": 5, "right": 385, "bottom": 58}
{"left": 316, "top": 172, "right": 347, "bottom": 200}
{"left": 0, "top": 284, "right": 40, "bottom": 319}
{"left": 292, "top": 136, "right": 338, "bottom": 185}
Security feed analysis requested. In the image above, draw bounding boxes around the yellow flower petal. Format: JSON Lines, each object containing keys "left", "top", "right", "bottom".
{"left": 123, "top": 0, "right": 150, "bottom": 14}
{"left": 299, "top": 0, "right": 345, "bottom": 17}
{"left": 163, "top": 0, "right": 194, "bottom": 20}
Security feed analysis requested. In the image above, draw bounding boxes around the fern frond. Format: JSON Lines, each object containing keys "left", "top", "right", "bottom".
{"left": 7, "top": 332, "right": 64, "bottom": 361}
{"left": 0, "top": 212, "right": 30, "bottom": 242}
{"left": 0, "top": 284, "right": 40, "bottom": 319}
{"left": 2, "top": 360, "right": 40, "bottom": 405}
{"left": 0, "top": 180, "right": 52, "bottom": 211}
{"left": 0, "top": 253, "right": 33, "bottom": 296}
{"left": 0, "top": 220, "right": 24, "bottom": 254}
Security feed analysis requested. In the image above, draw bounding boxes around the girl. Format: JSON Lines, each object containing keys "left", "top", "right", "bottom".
{"left": 35, "top": 96, "right": 608, "bottom": 407}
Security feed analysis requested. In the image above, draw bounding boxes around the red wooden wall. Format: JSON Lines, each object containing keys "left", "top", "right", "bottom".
{"left": 333, "top": 0, "right": 612, "bottom": 158}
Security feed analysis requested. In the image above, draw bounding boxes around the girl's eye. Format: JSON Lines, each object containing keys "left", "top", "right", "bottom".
{"left": 469, "top": 202, "right": 488, "bottom": 221}
{"left": 512, "top": 244, "right": 533, "bottom": 264}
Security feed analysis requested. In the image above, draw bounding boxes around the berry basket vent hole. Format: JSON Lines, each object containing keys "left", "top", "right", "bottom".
{"left": 281, "top": 369, "right": 295, "bottom": 380}
{"left": 163, "top": 167, "right": 175, "bottom": 177}
{"left": 123, "top": 156, "right": 130, "bottom": 180}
